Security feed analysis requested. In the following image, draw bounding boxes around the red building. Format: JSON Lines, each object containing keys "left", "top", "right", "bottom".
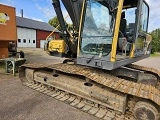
{"left": 36, "top": 30, "right": 60, "bottom": 48}
{"left": 16, "top": 16, "right": 60, "bottom": 48}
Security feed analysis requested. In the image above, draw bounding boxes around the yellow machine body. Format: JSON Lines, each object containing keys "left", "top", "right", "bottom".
{"left": 48, "top": 40, "right": 66, "bottom": 57}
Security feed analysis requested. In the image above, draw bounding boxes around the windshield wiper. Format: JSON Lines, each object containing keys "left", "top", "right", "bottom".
{"left": 86, "top": 55, "right": 95, "bottom": 64}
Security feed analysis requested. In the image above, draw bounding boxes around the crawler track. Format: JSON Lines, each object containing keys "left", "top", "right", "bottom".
{"left": 19, "top": 63, "right": 160, "bottom": 120}
{"left": 23, "top": 82, "right": 135, "bottom": 120}
{"left": 127, "top": 64, "right": 160, "bottom": 77}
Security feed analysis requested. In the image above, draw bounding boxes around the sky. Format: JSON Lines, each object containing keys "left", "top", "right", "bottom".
{"left": 0, "top": 0, "right": 70, "bottom": 22}
{"left": 0, "top": 0, "right": 159, "bottom": 32}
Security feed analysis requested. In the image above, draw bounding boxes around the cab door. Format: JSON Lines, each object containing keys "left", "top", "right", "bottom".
{"left": 135, "top": 0, "right": 149, "bottom": 56}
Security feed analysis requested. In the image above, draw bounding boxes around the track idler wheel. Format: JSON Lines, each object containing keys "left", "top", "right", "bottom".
{"left": 133, "top": 101, "right": 159, "bottom": 120}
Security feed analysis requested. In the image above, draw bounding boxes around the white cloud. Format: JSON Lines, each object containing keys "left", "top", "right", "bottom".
{"left": 0, "top": 0, "right": 14, "bottom": 7}
{"left": 16, "top": 11, "right": 44, "bottom": 22}
{"left": 36, "top": 4, "right": 55, "bottom": 19}
{"left": 35, "top": 3, "right": 71, "bottom": 23}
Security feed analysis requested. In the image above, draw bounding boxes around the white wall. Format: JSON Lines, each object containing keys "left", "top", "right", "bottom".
{"left": 17, "top": 27, "right": 36, "bottom": 48}
{"left": 40, "top": 40, "right": 46, "bottom": 48}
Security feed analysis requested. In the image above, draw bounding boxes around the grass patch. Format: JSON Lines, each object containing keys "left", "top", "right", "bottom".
{"left": 151, "top": 53, "right": 160, "bottom": 57}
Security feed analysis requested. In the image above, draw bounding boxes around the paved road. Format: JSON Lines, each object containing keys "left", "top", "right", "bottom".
{"left": 0, "top": 48, "right": 159, "bottom": 120}
{"left": 135, "top": 56, "right": 160, "bottom": 71}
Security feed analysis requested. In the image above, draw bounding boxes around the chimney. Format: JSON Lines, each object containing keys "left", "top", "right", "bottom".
{"left": 21, "top": 9, "right": 23, "bottom": 18}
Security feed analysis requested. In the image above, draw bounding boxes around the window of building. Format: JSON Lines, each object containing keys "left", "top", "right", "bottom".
{"left": 23, "top": 39, "right": 26, "bottom": 43}
{"left": 33, "top": 40, "right": 35, "bottom": 43}
{"left": 29, "top": 39, "right": 30, "bottom": 43}
{"left": 18, "top": 39, "right": 21, "bottom": 43}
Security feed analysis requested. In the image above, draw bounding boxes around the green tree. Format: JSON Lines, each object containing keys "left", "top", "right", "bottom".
{"left": 150, "top": 29, "right": 160, "bottom": 53}
{"left": 48, "top": 16, "right": 72, "bottom": 32}
{"left": 48, "top": 16, "right": 61, "bottom": 31}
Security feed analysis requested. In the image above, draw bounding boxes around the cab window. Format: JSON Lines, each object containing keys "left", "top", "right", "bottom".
{"left": 139, "top": 2, "right": 149, "bottom": 32}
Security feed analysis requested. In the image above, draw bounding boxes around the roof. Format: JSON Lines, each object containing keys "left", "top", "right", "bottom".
{"left": 16, "top": 16, "right": 60, "bottom": 32}
{"left": 0, "top": 3, "right": 15, "bottom": 9}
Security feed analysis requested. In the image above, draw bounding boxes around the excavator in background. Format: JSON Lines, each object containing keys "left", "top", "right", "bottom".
{"left": 19, "top": 0, "right": 160, "bottom": 119}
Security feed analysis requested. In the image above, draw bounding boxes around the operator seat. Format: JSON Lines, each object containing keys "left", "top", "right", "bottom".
{"left": 127, "top": 23, "right": 135, "bottom": 42}
{"left": 119, "top": 11, "right": 127, "bottom": 37}
{"left": 118, "top": 11, "right": 131, "bottom": 54}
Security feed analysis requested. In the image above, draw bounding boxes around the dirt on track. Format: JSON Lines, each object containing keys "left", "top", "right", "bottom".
{"left": 0, "top": 48, "right": 160, "bottom": 120}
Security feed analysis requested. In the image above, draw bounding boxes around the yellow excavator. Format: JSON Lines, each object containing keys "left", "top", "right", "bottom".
{"left": 19, "top": 0, "right": 160, "bottom": 119}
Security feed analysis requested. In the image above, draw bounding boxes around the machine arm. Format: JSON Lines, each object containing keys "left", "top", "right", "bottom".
{"left": 52, "top": 0, "right": 83, "bottom": 34}
{"left": 52, "top": 0, "right": 68, "bottom": 43}
{"left": 52, "top": 0, "right": 83, "bottom": 57}
{"left": 61, "top": 0, "right": 83, "bottom": 31}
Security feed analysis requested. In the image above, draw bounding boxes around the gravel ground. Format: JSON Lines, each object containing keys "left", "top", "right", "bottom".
{"left": 0, "top": 48, "right": 160, "bottom": 120}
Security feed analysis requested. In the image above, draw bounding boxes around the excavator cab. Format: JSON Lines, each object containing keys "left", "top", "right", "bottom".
{"left": 50, "top": 0, "right": 151, "bottom": 70}
{"left": 76, "top": 0, "right": 151, "bottom": 70}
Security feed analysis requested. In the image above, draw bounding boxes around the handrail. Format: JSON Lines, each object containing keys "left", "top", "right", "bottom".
{"left": 46, "top": 14, "right": 69, "bottom": 41}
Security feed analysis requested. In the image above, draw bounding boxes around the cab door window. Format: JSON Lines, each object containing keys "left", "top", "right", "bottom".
{"left": 139, "top": 2, "right": 149, "bottom": 32}
{"left": 136, "top": 1, "right": 149, "bottom": 52}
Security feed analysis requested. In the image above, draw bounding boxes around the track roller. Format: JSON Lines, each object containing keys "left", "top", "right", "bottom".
{"left": 133, "top": 101, "right": 159, "bottom": 120}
